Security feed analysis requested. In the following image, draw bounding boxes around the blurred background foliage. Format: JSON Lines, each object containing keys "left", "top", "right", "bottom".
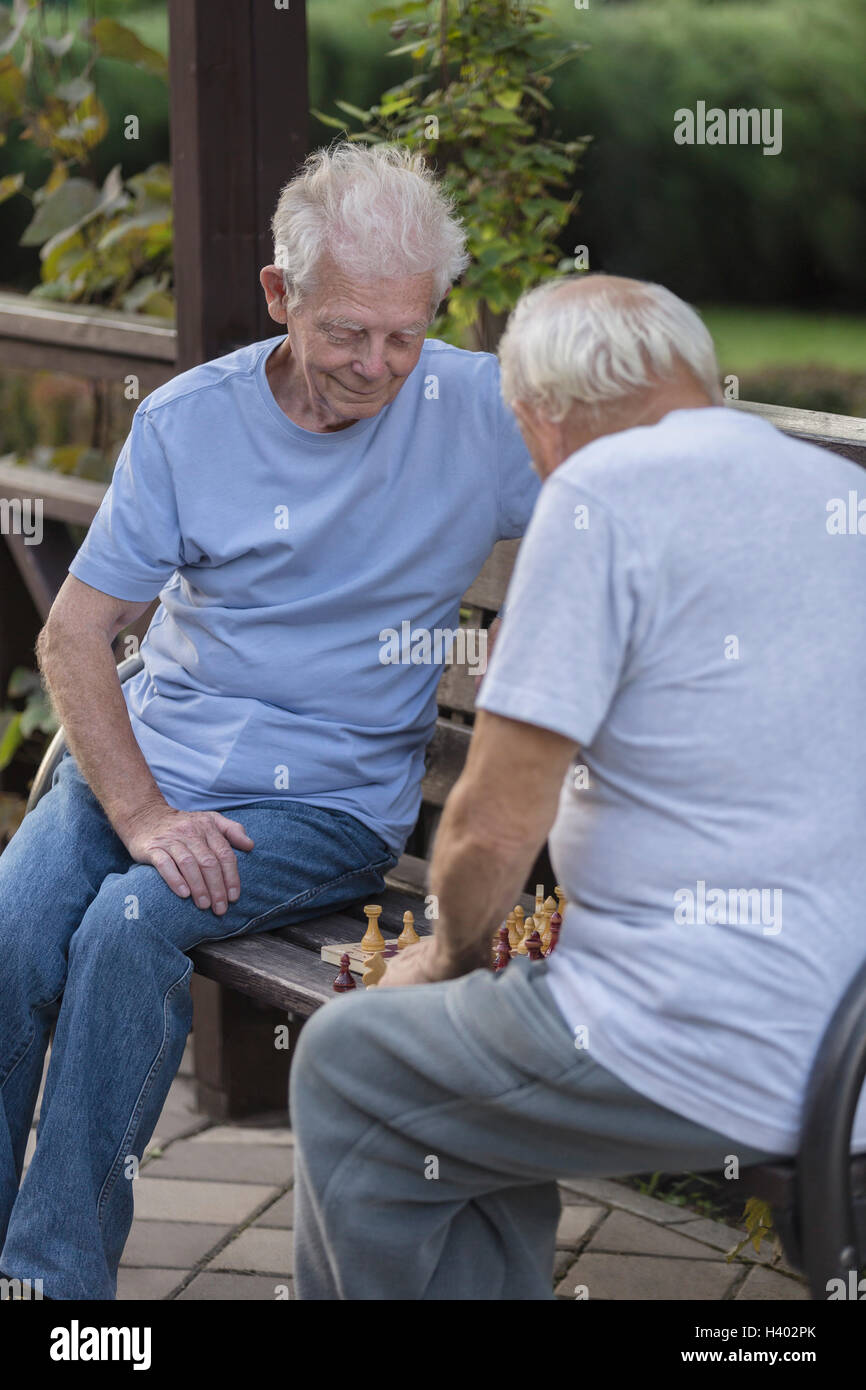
{"left": 0, "top": 0, "right": 863, "bottom": 499}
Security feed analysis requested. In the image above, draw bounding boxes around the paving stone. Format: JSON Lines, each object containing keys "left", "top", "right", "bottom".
{"left": 556, "top": 1205, "right": 605, "bottom": 1247}
{"left": 132, "top": 1177, "right": 278, "bottom": 1224}
{"left": 145, "top": 1112, "right": 210, "bottom": 1151}
{"left": 558, "top": 1177, "right": 700, "bottom": 1225}
{"left": 116, "top": 1267, "right": 185, "bottom": 1301}
{"left": 142, "top": 1141, "right": 292, "bottom": 1185}
{"left": 734, "top": 1266, "right": 810, "bottom": 1300}
{"left": 254, "top": 1191, "right": 294, "bottom": 1229}
{"left": 555, "top": 1253, "right": 739, "bottom": 1301}
{"left": 121, "top": 1220, "right": 232, "bottom": 1269}
{"left": 559, "top": 1188, "right": 604, "bottom": 1207}
{"left": 553, "top": 1248, "right": 576, "bottom": 1282}
{"left": 191, "top": 1125, "right": 293, "bottom": 1146}
{"left": 178, "top": 1272, "right": 292, "bottom": 1301}
{"left": 588, "top": 1209, "right": 723, "bottom": 1259}
{"left": 210, "top": 1227, "right": 292, "bottom": 1277}
{"left": 672, "top": 1215, "right": 796, "bottom": 1272}
{"left": 158, "top": 1075, "right": 199, "bottom": 1119}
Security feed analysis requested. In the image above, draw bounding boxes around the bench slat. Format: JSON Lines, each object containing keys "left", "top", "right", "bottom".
{"left": 190, "top": 934, "right": 334, "bottom": 1014}
{"left": 463, "top": 538, "right": 518, "bottom": 612}
{"left": 420, "top": 718, "right": 471, "bottom": 807}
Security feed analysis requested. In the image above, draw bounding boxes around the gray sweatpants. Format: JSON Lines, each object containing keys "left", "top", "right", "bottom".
{"left": 289, "top": 955, "right": 781, "bottom": 1300}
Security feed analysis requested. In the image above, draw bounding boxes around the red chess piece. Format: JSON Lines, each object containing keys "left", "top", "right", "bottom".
{"left": 494, "top": 940, "right": 510, "bottom": 972}
{"left": 546, "top": 911, "right": 562, "bottom": 956}
{"left": 526, "top": 929, "right": 543, "bottom": 961}
{"left": 333, "top": 952, "right": 357, "bottom": 993}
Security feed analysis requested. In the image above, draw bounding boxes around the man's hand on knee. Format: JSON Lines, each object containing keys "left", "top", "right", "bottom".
{"left": 119, "top": 805, "right": 254, "bottom": 914}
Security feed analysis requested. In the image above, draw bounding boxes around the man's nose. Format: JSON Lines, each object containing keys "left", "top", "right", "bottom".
{"left": 352, "top": 338, "right": 388, "bottom": 379}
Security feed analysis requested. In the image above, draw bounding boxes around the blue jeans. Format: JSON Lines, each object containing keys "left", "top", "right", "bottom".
{"left": 0, "top": 750, "right": 397, "bottom": 1299}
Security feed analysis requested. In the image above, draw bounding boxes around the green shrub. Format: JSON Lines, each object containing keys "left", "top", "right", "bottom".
{"left": 308, "top": 0, "right": 866, "bottom": 308}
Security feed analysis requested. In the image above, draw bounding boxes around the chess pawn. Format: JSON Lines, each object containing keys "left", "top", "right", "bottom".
{"left": 506, "top": 910, "right": 519, "bottom": 952}
{"left": 546, "top": 911, "right": 562, "bottom": 956}
{"left": 493, "top": 923, "right": 510, "bottom": 966}
{"left": 516, "top": 914, "right": 534, "bottom": 955}
{"left": 512, "top": 906, "right": 525, "bottom": 955}
{"left": 541, "top": 896, "right": 557, "bottom": 952}
{"left": 397, "top": 910, "right": 420, "bottom": 950}
{"left": 360, "top": 904, "right": 386, "bottom": 954}
{"left": 526, "top": 929, "right": 544, "bottom": 961}
{"left": 494, "top": 939, "right": 510, "bottom": 972}
{"left": 333, "top": 952, "right": 356, "bottom": 993}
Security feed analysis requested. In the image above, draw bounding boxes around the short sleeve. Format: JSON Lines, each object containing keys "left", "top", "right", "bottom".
{"left": 68, "top": 407, "right": 184, "bottom": 601}
{"left": 494, "top": 395, "right": 541, "bottom": 540}
{"left": 476, "top": 472, "right": 642, "bottom": 747}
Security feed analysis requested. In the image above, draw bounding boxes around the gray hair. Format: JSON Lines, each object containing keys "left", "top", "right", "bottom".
{"left": 498, "top": 273, "right": 722, "bottom": 421}
{"left": 271, "top": 142, "right": 470, "bottom": 316}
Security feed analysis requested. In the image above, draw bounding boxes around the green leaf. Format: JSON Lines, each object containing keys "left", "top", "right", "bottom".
{"left": 334, "top": 100, "right": 371, "bottom": 122}
{"left": 19, "top": 178, "right": 100, "bottom": 247}
{"left": 310, "top": 108, "right": 348, "bottom": 131}
{"left": 0, "top": 55, "right": 25, "bottom": 116}
{"left": 494, "top": 89, "right": 522, "bottom": 111}
{"left": 479, "top": 107, "right": 523, "bottom": 125}
{"left": 0, "top": 713, "right": 23, "bottom": 771}
{"left": 0, "top": 171, "right": 24, "bottom": 205}
{"left": 7, "top": 666, "right": 41, "bottom": 700}
{"left": 88, "top": 17, "right": 167, "bottom": 76}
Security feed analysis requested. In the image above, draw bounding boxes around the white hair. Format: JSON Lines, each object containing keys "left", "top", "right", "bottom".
{"left": 498, "top": 273, "right": 722, "bottom": 421}
{"left": 271, "top": 142, "right": 470, "bottom": 316}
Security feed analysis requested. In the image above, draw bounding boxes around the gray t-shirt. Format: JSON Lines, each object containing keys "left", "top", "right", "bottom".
{"left": 477, "top": 405, "right": 866, "bottom": 1154}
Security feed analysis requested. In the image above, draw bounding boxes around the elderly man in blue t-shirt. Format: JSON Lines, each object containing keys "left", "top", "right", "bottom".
{"left": 0, "top": 143, "right": 539, "bottom": 1300}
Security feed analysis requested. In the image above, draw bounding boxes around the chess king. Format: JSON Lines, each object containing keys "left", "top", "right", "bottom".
{"left": 0, "top": 143, "right": 540, "bottom": 1300}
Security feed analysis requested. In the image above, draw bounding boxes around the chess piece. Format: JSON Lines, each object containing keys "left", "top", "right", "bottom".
{"left": 546, "top": 911, "right": 562, "bottom": 956}
{"left": 506, "top": 910, "right": 519, "bottom": 951}
{"left": 333, "top": 952, "right": 356, "bottom": 993}
{"left": 535, "top": 883, "right": 545, "bottom": 920}
{"left": 360, "top": 904, "right": 386, "bottom": 954}
{"left": 362, "top": 951, "right": 387, "bottom": 987}
{"left": 516, "top": 914, "right": 534, "bottom": 955}
{"left": 541, "top": 896, "right": 557, "bottom": 952}
{"left": 512, "top": 906, "right": 525, "bottom": 955}
{"left": 555, "top": 885, "right": 567, "bottom": 920}
{"left": 493, "top": 922, "right": 509, "bottom": 965}
{"left": 397, "top": 910, "right": 420, "bottom": 949}
{"left": 526, "top": 929, "right": 544, "bottom": 961}
{"left": 494, "top": 939, "right": 510, "bottom": 972}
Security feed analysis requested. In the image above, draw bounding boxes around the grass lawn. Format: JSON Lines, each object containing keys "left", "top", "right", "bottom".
{"left": 699, "top": 306, "right": 866, "bottom": 374}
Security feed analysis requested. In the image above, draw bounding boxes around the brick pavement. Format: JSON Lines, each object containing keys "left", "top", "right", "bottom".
{"left": 24, "top": 1045, "right": 810, "bottom": 1301}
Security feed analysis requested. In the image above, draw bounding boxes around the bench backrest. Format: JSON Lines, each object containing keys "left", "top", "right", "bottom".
{"left": 415, "top": 538, "right": 519, "bottom": 852}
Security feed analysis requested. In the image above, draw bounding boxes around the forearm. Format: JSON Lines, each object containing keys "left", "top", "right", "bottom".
{"left": 37, "top": 622, "right": 167, "bottom": 839}
{"left": 428, "top": 783, "right": 543, "bottom": 974}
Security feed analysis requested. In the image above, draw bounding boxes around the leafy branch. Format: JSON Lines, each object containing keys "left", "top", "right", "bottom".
{"left": 313, "top": 0, "right": 590, "bottom": 350}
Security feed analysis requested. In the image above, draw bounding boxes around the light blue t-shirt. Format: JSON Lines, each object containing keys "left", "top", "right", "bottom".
{"left": 69, "top": 335, "right": 540, "bottom": 853}
{"left": 477, "top": 405, "right": 866, "bottom": 1155}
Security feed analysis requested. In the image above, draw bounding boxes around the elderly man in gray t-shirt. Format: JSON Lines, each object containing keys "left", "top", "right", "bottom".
{"left": 290, "top": 273, "right": 866, "bottom": 1301}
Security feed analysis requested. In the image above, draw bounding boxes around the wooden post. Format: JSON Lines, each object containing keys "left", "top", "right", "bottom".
{"left": 168, "top": 0, "right": 309, "bottom": 1115}
{"left": 168, "top": 0, "right": 309, "bottom": 371}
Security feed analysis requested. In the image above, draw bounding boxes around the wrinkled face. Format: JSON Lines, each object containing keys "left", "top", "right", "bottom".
{"left": 287, "top": 258, "right": 435, "bottom": 425}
